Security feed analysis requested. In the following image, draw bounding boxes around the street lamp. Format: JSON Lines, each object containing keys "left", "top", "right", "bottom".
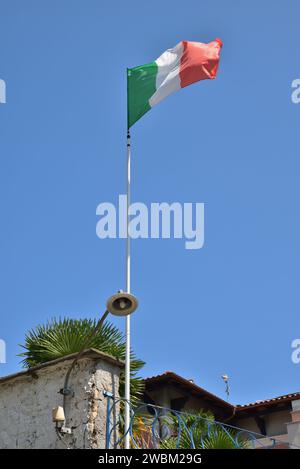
{"left": 107, "top": 291, "right": 138, "bottom": 317}
{"left": 57, "top": 291, "right": 138, "bottom": 436}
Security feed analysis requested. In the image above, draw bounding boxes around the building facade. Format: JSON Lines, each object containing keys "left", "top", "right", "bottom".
{"left": 143, "top": 371, "right": 300, "bottom": 448}
{"left": 0, "top": 349, "right": 123, "bottom": 449}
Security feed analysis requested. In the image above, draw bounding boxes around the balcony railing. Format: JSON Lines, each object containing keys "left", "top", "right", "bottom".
{"left": 103, "top": 394, "right": 291, "bottom": 449}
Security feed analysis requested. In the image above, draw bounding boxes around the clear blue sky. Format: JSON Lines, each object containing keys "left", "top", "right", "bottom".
{"left": 1, "top": 0, "right": 300, "bottom": 405}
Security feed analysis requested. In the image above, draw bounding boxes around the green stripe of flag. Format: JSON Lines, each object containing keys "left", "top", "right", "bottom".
{"left": 127, "top": 62, "right": 158, "bottom": 129}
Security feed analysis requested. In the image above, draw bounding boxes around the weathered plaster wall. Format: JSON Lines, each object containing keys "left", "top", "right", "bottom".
{"left": 0, "top": 352, "right": 122, "bottom": 449}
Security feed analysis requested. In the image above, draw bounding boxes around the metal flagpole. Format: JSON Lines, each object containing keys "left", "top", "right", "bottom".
{"left": 124, "top": 129, "right": 131, "bottom": 449}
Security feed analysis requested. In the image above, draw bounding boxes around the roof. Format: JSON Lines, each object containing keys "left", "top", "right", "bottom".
{"left": 144, "top": 371, "right": 234, "bottom": 414}
{"left": 236, "top": 391, "right": 300, "bottom": 412}
{"left": 144, "top": 371, "right": 300, "bottom": 415}
{"left": 0, "top": 348, "right": 124, "bottom": 385}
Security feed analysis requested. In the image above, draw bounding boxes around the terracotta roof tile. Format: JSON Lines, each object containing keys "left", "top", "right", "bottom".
{"left": 144, "top": 371, "right": 233, "bottom": 410}
{"left": 144, "top": 371, "right": 300, "bottom": 412}
{"left": 236, "top": 392, "right": 300, "bottom": 410}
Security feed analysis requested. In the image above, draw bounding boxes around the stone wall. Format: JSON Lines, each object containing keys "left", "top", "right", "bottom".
{"left": 0, "top": 349, "right": 123, "bottom": 449}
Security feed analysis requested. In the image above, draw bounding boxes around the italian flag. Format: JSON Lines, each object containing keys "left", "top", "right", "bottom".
{"left": 127, "top": 38, "right": 223, "bottom": 128}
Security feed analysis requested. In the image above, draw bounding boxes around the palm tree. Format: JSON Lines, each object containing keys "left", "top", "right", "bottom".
{"left": 159, "top": 410, "right": 249, "bottom": 449}
{"left": 19, "top": 317, "right": 145, "bottom": 405}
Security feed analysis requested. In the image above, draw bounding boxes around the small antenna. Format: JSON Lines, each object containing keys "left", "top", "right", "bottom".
{"left": 221, "top": 374, "right": 230, "bottom": 401}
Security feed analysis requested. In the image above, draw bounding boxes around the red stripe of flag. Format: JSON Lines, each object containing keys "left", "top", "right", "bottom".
{"left": 180, "top": 38, "right": 223, "bottom": 89}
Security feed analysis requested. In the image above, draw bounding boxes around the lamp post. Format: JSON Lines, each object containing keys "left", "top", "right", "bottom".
{"left": 60, "top": 291, "right": 138, "bottom": 440}
{"left": 107, "top": 290, "right": 137, "bottom": 449}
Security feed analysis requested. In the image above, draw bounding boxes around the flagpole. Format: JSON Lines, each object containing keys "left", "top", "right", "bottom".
{"left": 124, "top": 128, "right": 131, "bottom": 449}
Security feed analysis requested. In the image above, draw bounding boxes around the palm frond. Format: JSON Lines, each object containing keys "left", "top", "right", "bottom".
{"left": 160, "top": 410, "right": 247, "bottom": 449}
{"left": 19, "top": 317, "right": 145, "bottom": 403}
